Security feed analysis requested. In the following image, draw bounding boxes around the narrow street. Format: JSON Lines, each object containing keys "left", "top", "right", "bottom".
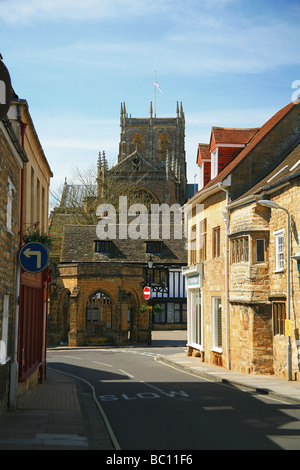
{"left": 47, "top": 339, "right": 300, "bottom": 451}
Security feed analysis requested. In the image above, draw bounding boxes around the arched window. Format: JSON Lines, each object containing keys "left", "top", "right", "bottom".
{"left": 158, "top": 133, "right": 171, "bottom": 161}
{"left": 115, "top": 187, "right": 158, "bottom": 212}
{"left": 86, "top": 290, "right": 112, "bottom": 330}
{"left": 130, "top": 134, "right": 145, "bottom": 155}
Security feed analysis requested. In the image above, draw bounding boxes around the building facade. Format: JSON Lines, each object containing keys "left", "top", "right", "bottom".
{"left": 0, "top": 86, "right": 52, "bottom": 414}
{"left": 48, "top": 103, "right": 189, "bottom": 346}
{"left": 184, "top": 101, "right": 300, "bottom": 380}
{"left": 9, "top": 96, "right": 53, "bottom": 396}
{"left": 0, "top": 111, "right": 28, "bottom": 414}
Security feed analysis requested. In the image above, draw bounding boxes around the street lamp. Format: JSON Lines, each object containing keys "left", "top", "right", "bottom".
{"left": 258, "top": 200, "right": 292, "bottom": 381}
{"left": 147, "top": 255, "right": 154, "bottom": 269}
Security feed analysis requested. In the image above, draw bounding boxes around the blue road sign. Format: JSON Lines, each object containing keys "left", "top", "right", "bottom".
{"left": 19, "top": 242, "right": 50, "bottom": 274}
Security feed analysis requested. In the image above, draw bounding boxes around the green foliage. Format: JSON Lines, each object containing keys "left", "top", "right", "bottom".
{"left": 23, "top": 229, "right": 52, "bottom": 247}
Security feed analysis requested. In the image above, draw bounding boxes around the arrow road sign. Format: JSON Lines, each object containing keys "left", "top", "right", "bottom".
{"left": 19, "top": 242, "right": 50, "bottom": 274}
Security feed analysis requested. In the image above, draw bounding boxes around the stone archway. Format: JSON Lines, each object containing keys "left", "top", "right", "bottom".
{"left": 86, "top": 289, "right": 112, "bottom": 336}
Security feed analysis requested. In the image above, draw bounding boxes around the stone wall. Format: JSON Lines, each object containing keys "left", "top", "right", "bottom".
{"left": 0, "top": 126, "right": 22, "bottom": 413}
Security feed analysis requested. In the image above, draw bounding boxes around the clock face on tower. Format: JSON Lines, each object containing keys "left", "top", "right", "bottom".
{"left": 132, "top": 155, "right": 141, "bottom": 168}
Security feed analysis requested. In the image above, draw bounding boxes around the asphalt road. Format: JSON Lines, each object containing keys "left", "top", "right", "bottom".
{"left": 47, "top": 347, "right": 300, "bottom": 450}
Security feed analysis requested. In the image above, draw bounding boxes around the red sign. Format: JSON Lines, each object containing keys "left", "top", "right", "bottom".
{"left": 143, "top": 286, "right": 152, "bottom": 300}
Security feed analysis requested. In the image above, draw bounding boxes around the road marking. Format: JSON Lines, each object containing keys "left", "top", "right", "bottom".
{"left": 61, "top": 355, "right": 82, "bottom": 360}
{"left": 203, "top": 406, "right": 234, "bottom": 411}
{"left": 93, "top": 361, "right": 113, "bottom": 368}
{"left": 119, "top": 369, "right": 134, "bottom": 379}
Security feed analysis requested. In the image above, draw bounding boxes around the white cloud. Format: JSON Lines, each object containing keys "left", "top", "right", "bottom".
{"left": 0, "top": 0, "right": 174, "bottom": 23}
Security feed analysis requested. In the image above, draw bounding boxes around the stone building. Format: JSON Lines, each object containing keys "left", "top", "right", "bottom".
{"left": 0, "top": 111, "right": 28, "bottom": 414}
{"left": 8, "top": 94, "right": 53, "bottom": 398}
{"left": 183, "top": 101, "right": 300, "bottom": 380}
{"left": 48, "top": 103, "right": 190, "bottom": 346}
{"left": 0, "top": 84, "right": 52, "bottom": 414}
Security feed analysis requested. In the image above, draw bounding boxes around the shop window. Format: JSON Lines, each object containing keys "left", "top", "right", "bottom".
{"left": 153, "top": 302, "right": 187, "bottom": 324}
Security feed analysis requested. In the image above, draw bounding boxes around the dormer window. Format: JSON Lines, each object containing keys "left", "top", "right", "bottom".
{"left": 95, "top": 240, "right": 112, "bottom": 254}
{"left": 146, "top": 241, "right": 162, "bottom": 254}
{"left": 211, "top": 148, "right": 218, "bottom": 179}
{"left": 198, "top": 162, "right": 204, "bottom": 190}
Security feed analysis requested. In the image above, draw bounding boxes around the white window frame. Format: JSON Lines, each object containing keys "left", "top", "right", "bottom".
{"left": 212, "top": 296, "right": 222, "bottom": 352}
{"left": 0, "top": 295, "right": 10, "bottom": 364}
{"left": 6, "top": 177, "right": 15, "bottom": 233}
{"left": 198, "top": 162, "right": 204, "bottom": 190}
{"left": 274, "top": 229, "right": 285, "bottom": 272}
{"left": 211, "top": 148, "right": 218, "bottom": 179}
{"left": 188, "top": 287, "right": 203, "bottom": 350}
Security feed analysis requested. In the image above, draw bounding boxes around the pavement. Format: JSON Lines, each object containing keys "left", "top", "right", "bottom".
{"left": 0, "top": 330, "right": 300, "bottom": 450}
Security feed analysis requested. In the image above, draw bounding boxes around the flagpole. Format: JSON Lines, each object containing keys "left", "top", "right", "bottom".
{"left": 154, "top": 71, "right": 156, "bottom": 117}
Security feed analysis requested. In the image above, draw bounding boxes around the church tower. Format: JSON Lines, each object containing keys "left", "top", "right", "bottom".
{"left": 116, "top": 101, "right": 187, "bottom": 206}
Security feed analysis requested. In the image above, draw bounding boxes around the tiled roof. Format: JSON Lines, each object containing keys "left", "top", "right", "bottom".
{"left": 209, "top": 127, "right": 260, "bottom": 151}
{"left": 203, "top": 101, "right": 296, "bottom": 190}
{"left": 196, "top": 143, "right": 210, "bottom": 165}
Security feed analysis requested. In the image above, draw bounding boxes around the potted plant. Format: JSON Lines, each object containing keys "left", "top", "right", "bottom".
{"left": 23, "top": 229, "right": 52, "bottom": 248}
{"left": 153, "top": 304, "right": 162, "bottom": 315}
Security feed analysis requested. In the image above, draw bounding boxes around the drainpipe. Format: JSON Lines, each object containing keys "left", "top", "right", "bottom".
{"left": 218, "top": 183, "right": 231, "bottom": 370}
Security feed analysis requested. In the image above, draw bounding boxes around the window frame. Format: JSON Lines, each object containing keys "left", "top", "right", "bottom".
{"left": 211, "top": 148, "right": 218, "bottom": 179}
{"left": 212, "top": 296, "right": 222, "bottom": 352}
{"left": 272, "top": 301, "right": 286, "bottom": 336}
{"left": 0, "top": 295, "right": 10, "bottom": 364}
{"left": 231, "top": 237, "right": 249, "bottom": 264}
{"left": 256, "top": 238, "right": 266, "bottom": 263}
{"left": 146, "top": 240, "right": 163, "bottom": 255}
{"left": 212, "top": 226, "right": 221, "bottom": 258}
{"left": 6, "top": 177, "right": 15, "bottom": 233}
{"left": 94, "top": 240, "right": 112, "bottom": 254}
{"left": 274, "top": 229, "right": 285, "bottom": 272}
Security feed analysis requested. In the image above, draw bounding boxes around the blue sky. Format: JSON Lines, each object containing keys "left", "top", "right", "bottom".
{"left": 1, "top": 0, "right": 300, "bottom": 192}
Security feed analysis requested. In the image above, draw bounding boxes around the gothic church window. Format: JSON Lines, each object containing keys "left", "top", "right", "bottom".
{"left": 158, "top": 133, "right": 171, "bottom": 161}
{"left": 86, "top": 290, "right": 112, "bottom": 329}
{"left": 130, "top": 134, "right": 145, "bottom": 155}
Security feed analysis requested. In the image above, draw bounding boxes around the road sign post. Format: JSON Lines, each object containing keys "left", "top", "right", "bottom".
{"left": 143, "top": 287, "right": 152, "bottom": 345}
{"left": 143, "top": 286, "right": 152, "bottom": 301}
{"left": 19, "top": 242, "right": 50, "bottom": 274}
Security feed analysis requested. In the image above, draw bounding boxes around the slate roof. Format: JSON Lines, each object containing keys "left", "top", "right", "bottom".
{"left": 60, "top": 224, "right": 187, "bottom": 265}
